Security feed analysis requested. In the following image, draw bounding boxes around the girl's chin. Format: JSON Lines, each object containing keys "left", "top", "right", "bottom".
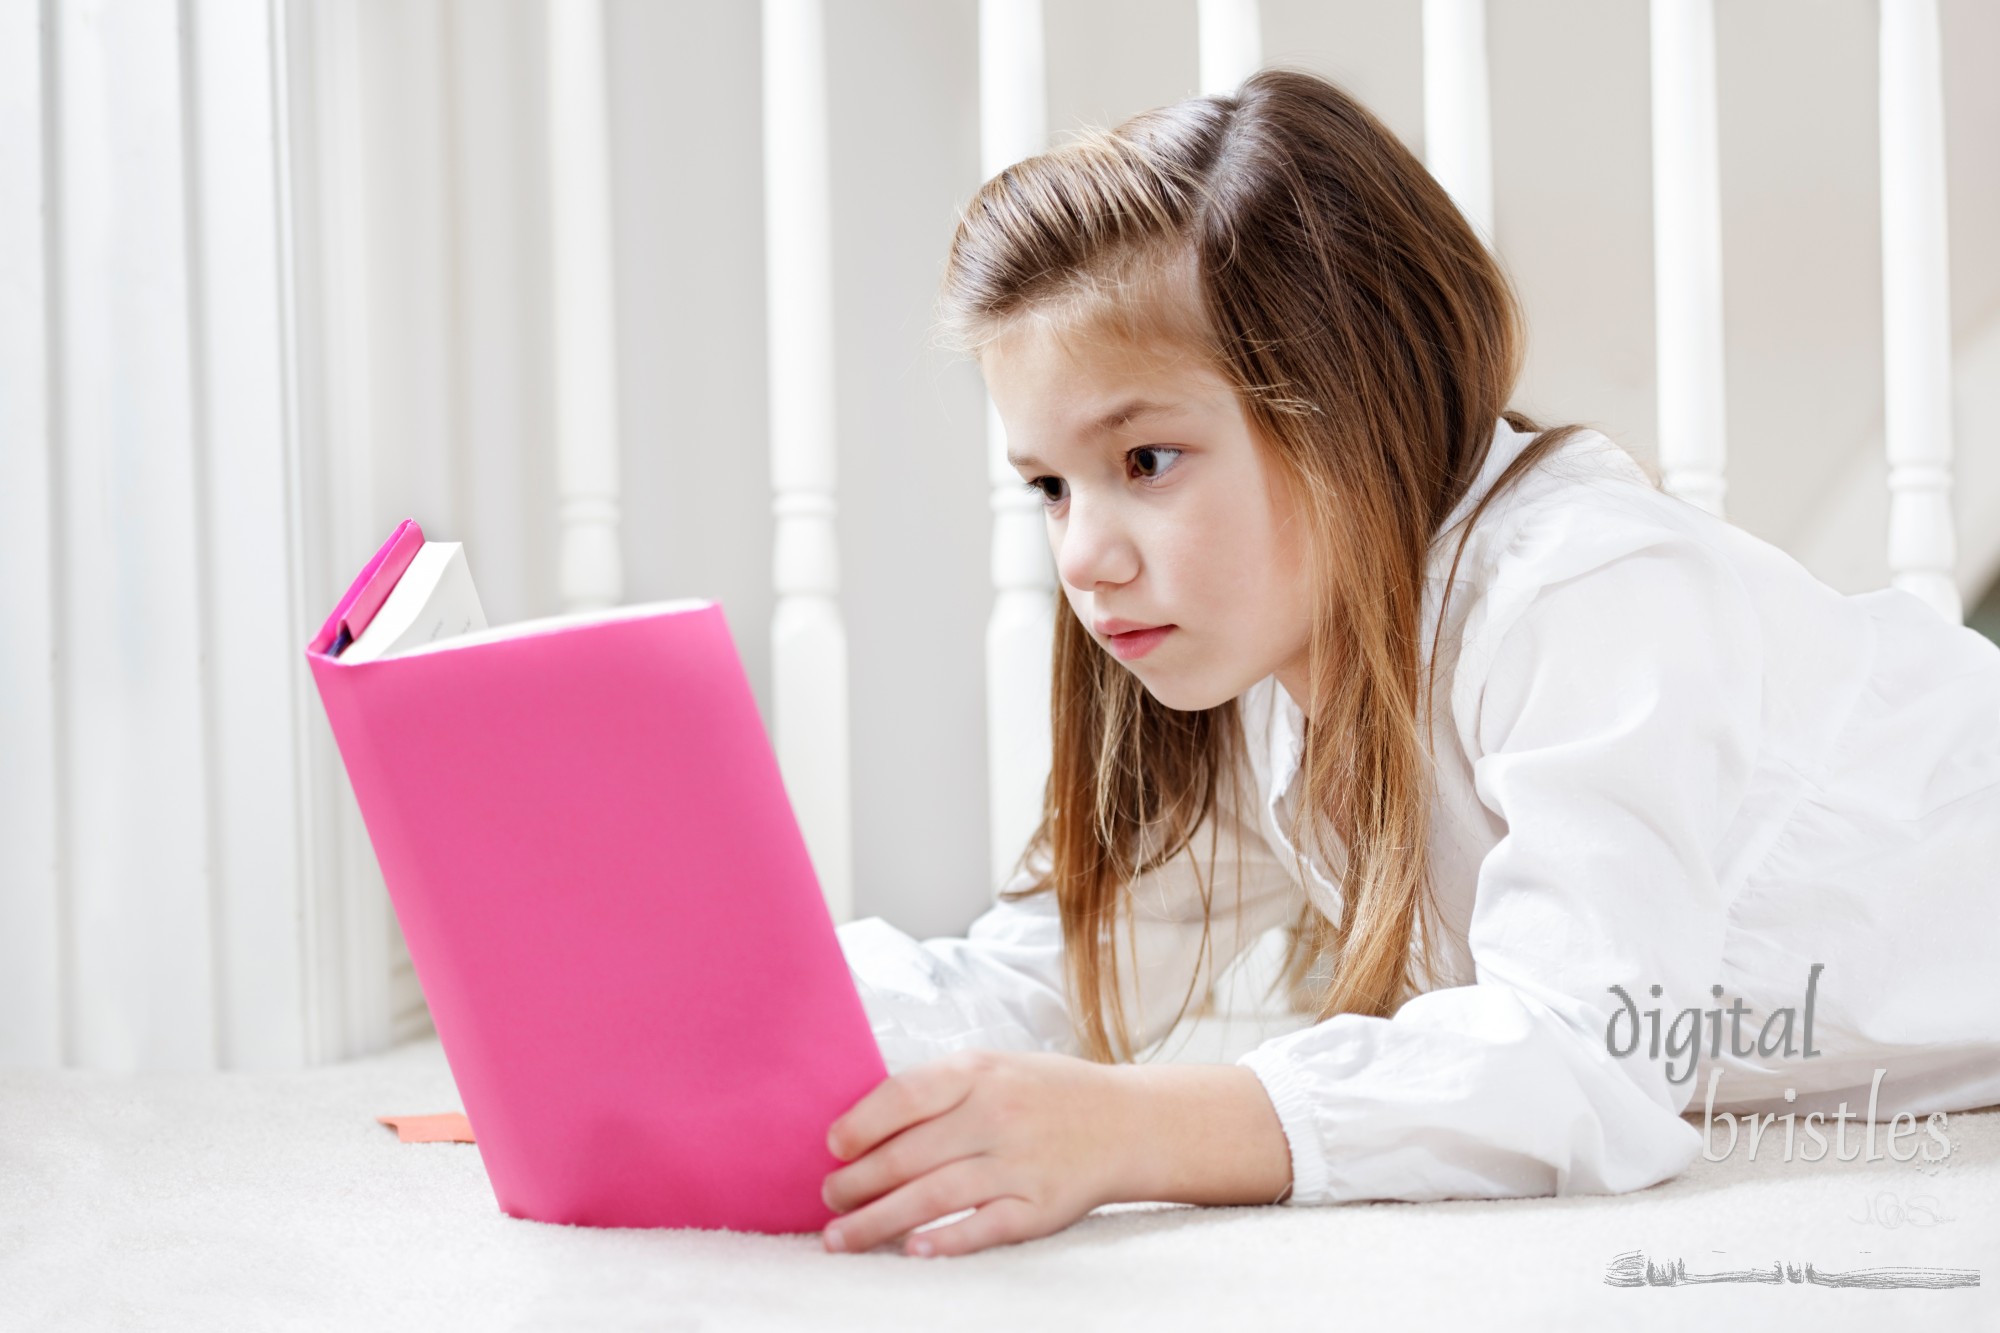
{"left": 1135, "top": 655, "right": 1287, "bottom": 713}
{"left": 1135, "top": 671, "right": 1236, "bottom": 714}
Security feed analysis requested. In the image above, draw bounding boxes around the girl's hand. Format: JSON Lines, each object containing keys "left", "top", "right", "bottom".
{"left": 819, "top": 1049, "right": 1133, "bottom": 1258}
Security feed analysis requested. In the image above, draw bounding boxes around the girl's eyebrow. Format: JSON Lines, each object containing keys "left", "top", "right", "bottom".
{"left": 1007, "top": 398, "right": 1186, "bottom": 470}
{"left": 1091, "top": 398, "right": 1183, "bottom": 432}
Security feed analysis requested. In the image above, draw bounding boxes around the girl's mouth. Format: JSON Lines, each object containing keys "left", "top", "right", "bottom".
{"left": 1106, "top": 625, "right": 1175, "bottom": 660}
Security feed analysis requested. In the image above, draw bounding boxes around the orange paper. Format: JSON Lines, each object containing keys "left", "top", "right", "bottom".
{"left": 377, "top": 1111, "right": 476, "bottom": 1143}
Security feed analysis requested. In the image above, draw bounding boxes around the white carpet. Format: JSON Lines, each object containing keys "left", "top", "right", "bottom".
{"left": 3, "top": 1034, "right": 1995, "bottom": 1332}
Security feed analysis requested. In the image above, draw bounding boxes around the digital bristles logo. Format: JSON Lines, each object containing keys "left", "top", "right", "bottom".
{"left": 1602, "top": 962, "right": 1956, "bottom": 1164}
{"left": 1598, "top": 964, "right": 1982, "bottom": 1296}
{"left": 1604, "top": 1250, "right": 1980, "bottom": 1290}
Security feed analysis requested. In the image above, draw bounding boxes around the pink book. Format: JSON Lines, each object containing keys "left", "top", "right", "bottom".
{"left": 305, "top": 518, "right": 887, "bottom": 1232}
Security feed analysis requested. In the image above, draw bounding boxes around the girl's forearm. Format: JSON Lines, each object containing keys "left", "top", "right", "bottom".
{"left": 1101, "top": 1063, "right": 1295, "bottom": 1207}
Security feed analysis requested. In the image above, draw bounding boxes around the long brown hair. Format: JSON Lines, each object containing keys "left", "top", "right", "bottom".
{"left": 935, "top": 67, "right": 1606, "bottom": 1063}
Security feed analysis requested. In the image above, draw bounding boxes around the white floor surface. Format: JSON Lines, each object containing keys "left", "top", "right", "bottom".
{"left": 4, "top": 1035, "right": 1995, "bottom": 1332}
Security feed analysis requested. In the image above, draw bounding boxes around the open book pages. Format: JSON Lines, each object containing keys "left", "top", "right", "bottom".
{"left": 338, "top": 543, "right": 489, "bottom": 663}
{"left": 338, "top": 540, "right": 709, "bottom": 662}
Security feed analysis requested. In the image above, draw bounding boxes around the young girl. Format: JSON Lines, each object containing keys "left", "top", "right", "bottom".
{"left": 819, "top": 68, "right": 2000, "bottom": 1259}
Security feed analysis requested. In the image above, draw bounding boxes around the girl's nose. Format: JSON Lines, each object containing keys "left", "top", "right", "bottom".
{"left": 1054, "top": 497, "right": 1139, "bottom": 592}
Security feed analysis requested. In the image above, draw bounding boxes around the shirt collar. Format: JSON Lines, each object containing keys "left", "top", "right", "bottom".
{"left": 1425, "top": 415, "right": 1534, "bottom": 583}
{"left": 1267, "top": 674, "right": 1304, "bottom": 805}
{"left": 1245, "top": 671, "right": 1333, "bottom": 896}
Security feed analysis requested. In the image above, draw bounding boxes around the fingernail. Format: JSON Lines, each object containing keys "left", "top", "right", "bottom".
{"left": 825, "top": 1227, "right": 846, "bottom": 1253}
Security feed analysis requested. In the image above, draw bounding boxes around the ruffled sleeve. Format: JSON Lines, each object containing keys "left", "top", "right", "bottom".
{"left": 1236, "top": 527, "right": 1764, "bottom": 1205}
{"left": 837, "top": 757, "right": 1303, "bottom": 1075}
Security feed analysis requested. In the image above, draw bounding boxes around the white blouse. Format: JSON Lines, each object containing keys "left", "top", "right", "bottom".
{"left": 834, "top": 416, "right": 2000, "bottom": 1206}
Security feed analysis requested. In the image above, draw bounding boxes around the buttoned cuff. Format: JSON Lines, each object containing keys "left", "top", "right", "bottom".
{"left": 1236, "top": 1043, "right": 1331, "bottom": 1207}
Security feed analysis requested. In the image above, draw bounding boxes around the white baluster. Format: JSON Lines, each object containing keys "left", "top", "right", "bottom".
{"left": 1649, "top": 0, "right": 1728, "bottom": 518}
{"left": 764, "top": 0, "right": 853, "bottom": 921}
{"left": 186, "top": 0, "right": 315, "bottom": 1071}
{"left": 52, "top": 0, "right": 216, "bottom": 1070}
{"left": 292, "top": 0, "right": 397, "bottom": 1067}
{"left": 1197, "top": 0, "right": 1261, "bottom": 97}
{"left": 979, "top": 0, "right": 1055, "bottom": 891}
{"left": 1422, "top": 0, "right": 1493, "bottom": 247}
{"left": 1880, "top": 0, "right": 1959, "bottom": 622}
{"left": 548, "top": 0, "right": 623, "bottom": 611}
{"left": 0, "top": 0, "right": 60, "bottom": 1068}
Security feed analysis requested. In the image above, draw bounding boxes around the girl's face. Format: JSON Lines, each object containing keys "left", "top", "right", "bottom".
{"left": 983, "top": 318, "right": 1315, "bottom": 714}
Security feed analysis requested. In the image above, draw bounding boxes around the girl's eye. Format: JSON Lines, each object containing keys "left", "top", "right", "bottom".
{"left": 1019, "top": 446, "right": 1185, "bottom": 509}
{"left": 1129, "top": 445, "right": 1183, "bottom": 481}
{"left": 1022, "top": 475, "right": 1065, "bottom": 506}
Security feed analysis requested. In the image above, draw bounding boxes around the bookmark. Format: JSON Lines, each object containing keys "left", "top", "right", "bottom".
{"left": 310, "top": 518, "right": 426, "bottom": 657}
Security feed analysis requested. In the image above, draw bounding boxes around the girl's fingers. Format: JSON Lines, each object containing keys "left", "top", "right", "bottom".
{"left": 827, "top": 1055, "right": 978, "bottom": 1162}
{"left": 823, "top": 1112, "right": 972, "bottom": 1215}
{"left": 903, "top": 1195, "right": 1041, "bottom": 1258}
{"left": 823, "top": 1154, "right": 1003, "bottom": 1257}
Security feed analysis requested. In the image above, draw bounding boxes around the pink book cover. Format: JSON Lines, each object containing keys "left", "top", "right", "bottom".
{"left": 304, "top": 519, "right": 888, "bottom": 1233}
